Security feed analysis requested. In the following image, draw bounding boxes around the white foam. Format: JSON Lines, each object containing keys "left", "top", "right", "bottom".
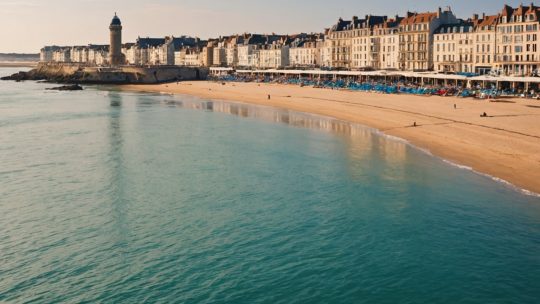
{"left": 441, "top": 159, "right": 472, "bottom": 171}
{"left": 440, "top": 156, "right": 540, "bottom": 198}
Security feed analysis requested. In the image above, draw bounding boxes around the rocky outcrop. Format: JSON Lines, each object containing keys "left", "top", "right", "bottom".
{"left": 1, "top": 70, "right": 46, "bottom": 82}
{"left": 46, "top": 84, "right": 83, "bottom": 91}
{"left": 1, "top": 62, "right": 209, "bottom": 84}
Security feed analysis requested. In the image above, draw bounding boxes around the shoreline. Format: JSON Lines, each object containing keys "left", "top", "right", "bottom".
{"left": 122, "top": 81, "right": 540, "bottom": 195}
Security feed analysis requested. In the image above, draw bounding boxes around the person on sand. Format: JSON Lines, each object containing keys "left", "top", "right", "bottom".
{"left": 454, "top": 104, "right": 457, "bottom": 109}
{"left": 413, "top": 121, "right": 417, "bottom": 127}
{"left": 481, "top": 112, "right": 488, "bottom": 117}
{"left": 268, "top": 94, "right": 271, "bottom": 100}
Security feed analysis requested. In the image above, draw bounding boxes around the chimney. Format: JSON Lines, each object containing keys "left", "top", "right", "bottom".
{"left": 437, "top": 7, "right": 442, "bottom": 18}
{"left": 483, "top": 13, "right": 486, "bottom": 19}
{"left": 473, "top": 14, "right": 479, "bottom": 20}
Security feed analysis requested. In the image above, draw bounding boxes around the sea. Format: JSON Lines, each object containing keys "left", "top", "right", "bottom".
{"left": 1, "top": 67, "right": 539, "bottom": 303}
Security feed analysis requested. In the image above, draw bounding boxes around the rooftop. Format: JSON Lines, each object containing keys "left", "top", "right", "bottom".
{"left": 110, "top": 13, "right": 121, "bottom": 26}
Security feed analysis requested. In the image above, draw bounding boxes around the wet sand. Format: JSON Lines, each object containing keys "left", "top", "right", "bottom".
{"left": 122, "top": 81, "right": 540, "bottom": 195}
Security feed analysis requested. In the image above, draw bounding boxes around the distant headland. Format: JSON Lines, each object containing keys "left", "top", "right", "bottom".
{"left": 1, "top": 14, "right": 207, "bottom": 84}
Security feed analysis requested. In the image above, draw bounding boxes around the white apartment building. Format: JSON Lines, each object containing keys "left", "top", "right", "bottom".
{"left": 258, "top": 45, "right": 289, "bottom": 69}
{"left": 238, "top": 44, "right": 257, "bottom": 67}
{"left": 52, "top": 48, "right": 71, "bottom": 63}
{"left": 434, "top": 23, "right": 474, "bottom": 73}
{"left": 40, "top": 46, "right": 62, "bottom": 62}
{"left": 351, "top": 16, "right": 387, "bottom": 69}
{"left": 70, "top": 47, "right": 89, "bottom": 63}
{"left": 87, "top": 46, "right": 109, "bottom": 65}
{"left": 289, "top": 41, "right": 320, "bottom": 67}
{"left": 473, "top": 15, "right": 498, "bottom": 74}
{"left": 495, "top": 4, "right": 540, "bottom": 76}
{"left": 378, "top": 29, "right": 400, "bottom": 70}
{"left": 372, "top": 18, "right": 401, "bottom": 70}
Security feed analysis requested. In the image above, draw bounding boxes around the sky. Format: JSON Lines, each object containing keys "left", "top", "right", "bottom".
{"left": 0, "top": 0, "right": 531, "bottom": 53}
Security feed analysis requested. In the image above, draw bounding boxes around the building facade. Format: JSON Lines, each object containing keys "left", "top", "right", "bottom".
{"left": 495, "top": 4, "right": 540, "bottom": 76}
{"left": 472, "top": 15, "right": 498, "bottom": 75}
{"left": 434, "top": 23, "right": 475, "bottom": 73}
{"left": 398, "top": 8, "right": 458, "bottom": 71}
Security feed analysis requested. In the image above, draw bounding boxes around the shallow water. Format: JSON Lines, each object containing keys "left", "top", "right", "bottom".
{"left": 1, "top": 67, "right": 540, "bottom": 303}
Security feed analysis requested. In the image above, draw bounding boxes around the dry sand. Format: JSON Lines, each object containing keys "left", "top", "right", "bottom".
{"left": 123, "top": 81, "right": 540, "bottom": 195}
{"left": 0, "top": 62, "right": 38, "bottom": 68}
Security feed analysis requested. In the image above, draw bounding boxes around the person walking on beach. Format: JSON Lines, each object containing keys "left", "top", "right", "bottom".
{"left": 268, "top": 94, "right": 271, "bottom": 100}
{"left": 454, "top": 104, "right": 457, "bottom": 109}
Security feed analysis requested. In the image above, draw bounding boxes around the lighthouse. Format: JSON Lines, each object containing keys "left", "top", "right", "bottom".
{"left": 109, "top": 13, "right": 124, "bottom": 66}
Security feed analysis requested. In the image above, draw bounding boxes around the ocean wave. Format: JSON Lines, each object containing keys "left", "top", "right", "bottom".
{"left": 440, "top": 158, "right": 540, "bottom": 198}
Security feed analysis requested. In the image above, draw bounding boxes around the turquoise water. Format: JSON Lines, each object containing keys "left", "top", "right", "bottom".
{"left": 1, "top": 67, "right": 540, "bottom": 303}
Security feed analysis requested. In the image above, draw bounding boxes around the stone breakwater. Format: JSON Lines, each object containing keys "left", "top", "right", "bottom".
{"left": 1, "top": 63, "right": 209, "bottom": 84}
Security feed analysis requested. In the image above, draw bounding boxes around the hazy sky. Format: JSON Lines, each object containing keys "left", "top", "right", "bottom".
{"left": 0, "top": 0, "right": 530, "bottom": 53}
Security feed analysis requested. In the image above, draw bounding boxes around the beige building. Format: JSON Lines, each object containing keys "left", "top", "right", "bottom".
{"left": 398, "top": 8, "right": 458, "bottom": 71}
{"left": 224, "top": 36, "right": 244, "bottom": 67}
{"left": 213, "top": 44, "right": 227, "bottom": 67}
{"left": 174, "top": 48, "right": 201, "bottom": 66}
{"left": 376, "top": 21, "right": 401, "bottom": 70}
{"left": 258, "top": 44, "right": 289, "bottom": 69}
{"left": 184, "top": 49, "right": 203, "bottom": 66}
{"left": 123, "top": 36, "right": 200, "bottom": 66}
{"left": 238, "top": 44, "right": 258, "bottom": 67}
{"left": 289, "top": 41, "right": 320, "bottom": 67}
{"left": 70, "top": 46, "right": 89, "bottom": 63}
{"left": 472, "top": 15, "right": 498, "bottom": 75}
{"left": 434, "top": 23, "right": 474, "bottom": 73}
{"left": 87, "top": 45, "right": 109, "bottom": 65}
{"left": 40, "top": 46, "right": 62, "bottom": 62}
{"left": 213, "top": 48, "right": 226, "bottom": 66}
{"left": 201, "top": 43, "right": 215, "bottom": 67}
{"left": 351, "top": 16, "right": 387, "bottom": 69}
{"left": 52, "top": 48, "right": 71, "bottom": 63}
{"left": 495, "top": 4, "right": 540, "bottom": 76}
{"left": 326, "top": 18, "right": 354, "bottom": 68}
{"left": 320, "top": 35, "right": 332, "bottom": 68}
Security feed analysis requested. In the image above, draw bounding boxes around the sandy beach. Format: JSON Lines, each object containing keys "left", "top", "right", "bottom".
{"left": 123, "top": 81, "right": 540, "bottom": 195}
{"left": 0, "top": 62, "right": 38, "bottom": 68}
